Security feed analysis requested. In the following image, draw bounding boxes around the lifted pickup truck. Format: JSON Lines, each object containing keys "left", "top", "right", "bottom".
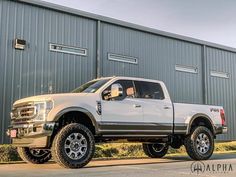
{"left": 7, "top": 76, "right": 227, "bottom": 168}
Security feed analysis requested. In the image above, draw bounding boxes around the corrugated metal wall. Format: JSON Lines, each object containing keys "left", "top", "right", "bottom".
{"left": 0, "top": 0, "right": 97, "bottom": 143}
{"left": 100, "top": 23, "right": 203, "bottom": 104}
{"left": 0, "top": 0, "right": 236, "bottom": 143}
{"left": 205, "top": 47, "right": 236, "bottom": 140}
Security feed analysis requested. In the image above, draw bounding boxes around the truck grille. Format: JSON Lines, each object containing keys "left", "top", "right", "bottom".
{"left": 11, "top": 102, "right": 37, "bottom": 123}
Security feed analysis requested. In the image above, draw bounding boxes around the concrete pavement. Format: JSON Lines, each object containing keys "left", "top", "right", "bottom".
{"left": 0, "top": 153, "right": 235, "bottom": 177}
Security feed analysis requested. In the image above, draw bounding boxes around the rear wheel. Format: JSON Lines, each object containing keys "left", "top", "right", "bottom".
{"left": 17, "top": 147, "right": 51, "bottom": 164}
{"left": 51, "top": 123, "right": 95, "bottom": 168}
{"left": 143, "top": 143, "right": 169, "bottom": 158}
{"left": 184, "top": 126, "right": 214, "bottom": 160}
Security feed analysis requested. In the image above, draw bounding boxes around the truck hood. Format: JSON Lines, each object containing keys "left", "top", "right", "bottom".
{"left": 14, "top": 93, "right": 89, "bottom": 106}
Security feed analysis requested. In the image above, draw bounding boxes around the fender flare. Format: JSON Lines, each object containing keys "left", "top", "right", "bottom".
{"left": 54, "top": 107, "right": 99, "bottom": 133}
{"left": 186, "top": 113, "right": 216, "bottom": 135}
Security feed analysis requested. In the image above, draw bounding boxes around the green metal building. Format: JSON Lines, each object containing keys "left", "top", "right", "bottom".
{"left": 0, "top": 0, "right": 236, "bottom": 143}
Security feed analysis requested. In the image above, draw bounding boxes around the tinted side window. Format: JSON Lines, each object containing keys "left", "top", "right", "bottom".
{"left": 102, "top": 80, "right": 134, "bottom": 100}
{"left": 134, "top": 81, "right": 164, "bottom": 100}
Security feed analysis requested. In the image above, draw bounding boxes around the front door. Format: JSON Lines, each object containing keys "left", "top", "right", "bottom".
{"left": 100, "top": 79, "right": 143, "bottom": 134}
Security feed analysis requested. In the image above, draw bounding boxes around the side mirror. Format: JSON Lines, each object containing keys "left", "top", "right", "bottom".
{"left": 110, "top": 83, "right": 123, "bottom": 98}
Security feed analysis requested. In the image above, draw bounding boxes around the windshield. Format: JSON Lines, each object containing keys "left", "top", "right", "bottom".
{"left": 72, "top": 79, "right": 110, "bottom": 93}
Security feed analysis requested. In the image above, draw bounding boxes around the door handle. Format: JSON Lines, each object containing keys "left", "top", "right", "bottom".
{"left": 163, "top": 106, "right": 171, "bottom": 109}
{"left": 133, "top": 104, "right": 141, "bottom": 108}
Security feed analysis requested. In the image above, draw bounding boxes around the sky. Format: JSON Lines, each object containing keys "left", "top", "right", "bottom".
{"left": 44, "top": 0, "right": 236, "bottom": 48}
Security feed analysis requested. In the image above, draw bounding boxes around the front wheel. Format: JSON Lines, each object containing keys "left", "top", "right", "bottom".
{"left": 143, "top": 143, "right": 169, "bottom": 158}
{"left": 51, "top": 123, "right": 95, "bottom": 168}
{"left": 17, "top": 147, "right": 51, "bottom": 164}
{"left": 184, "top": 126, "right": 214, "bottom": 160}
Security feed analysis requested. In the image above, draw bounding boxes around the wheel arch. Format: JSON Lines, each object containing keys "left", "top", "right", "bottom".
{"left": 54, "top": 107, "right": 99, "bottom": 132}
{"left": 186, "top": 113, "right": 216, "bottom": 135}
{"left": 48, "top": 107, "right": 99, "bottom": 148}
{"left": 51, "top": 107, "right": 99, "bottom": 139}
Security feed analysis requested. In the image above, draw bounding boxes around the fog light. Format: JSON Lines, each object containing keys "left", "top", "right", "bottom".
{"left": 43, "top": 123, "right": 55, "bottom": 131}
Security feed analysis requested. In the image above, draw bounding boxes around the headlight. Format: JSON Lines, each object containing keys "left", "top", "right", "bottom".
{"left": 34, "top": 101, "right": 54, "bottom": 121}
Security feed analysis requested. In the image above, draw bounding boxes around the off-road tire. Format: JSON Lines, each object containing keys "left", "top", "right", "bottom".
{"left": 143, "top": 143, "right": 169, "bottom": 158}
{"left": 51, "top": 123, "right": 95, "bottom": 168}
{"left": 17, "top": 147, "right": 51, "bottom": 164}
{"left": 184, "top": 126, "right": 214, "bottom": 160}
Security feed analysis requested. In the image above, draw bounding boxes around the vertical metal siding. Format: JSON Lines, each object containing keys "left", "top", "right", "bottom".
{"left": 0, "top": 0, "right": 97, "bottom": 143}
{"left": 1, "top": 0, "right": 236, "bottom": 143}
{"left": 100, "top": 23, "right": 203, "bottom": 104}
{"left": 205, "top": 47, "right": 236, "bottom": 140}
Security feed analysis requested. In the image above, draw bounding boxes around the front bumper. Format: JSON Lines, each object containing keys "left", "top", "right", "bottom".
{"left": 7, "top": 122, "right": 55, "bottom": 148}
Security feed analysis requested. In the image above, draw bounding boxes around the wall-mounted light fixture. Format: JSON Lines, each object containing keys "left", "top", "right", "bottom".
{"left": 14, "top": 39, "right": 26, "bottom": 50}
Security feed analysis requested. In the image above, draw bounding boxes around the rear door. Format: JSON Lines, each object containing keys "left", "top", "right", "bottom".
{"left": 134, "top": 81, "right": 173, "bottom": 134}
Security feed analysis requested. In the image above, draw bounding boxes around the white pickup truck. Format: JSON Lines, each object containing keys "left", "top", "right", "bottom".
{"left": 7, "top": 76, "right": 227, "bottom": 168}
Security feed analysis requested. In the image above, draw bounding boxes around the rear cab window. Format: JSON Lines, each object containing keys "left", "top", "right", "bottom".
{"left": 134, "top": 81, "right": 165, "bottom": 100}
